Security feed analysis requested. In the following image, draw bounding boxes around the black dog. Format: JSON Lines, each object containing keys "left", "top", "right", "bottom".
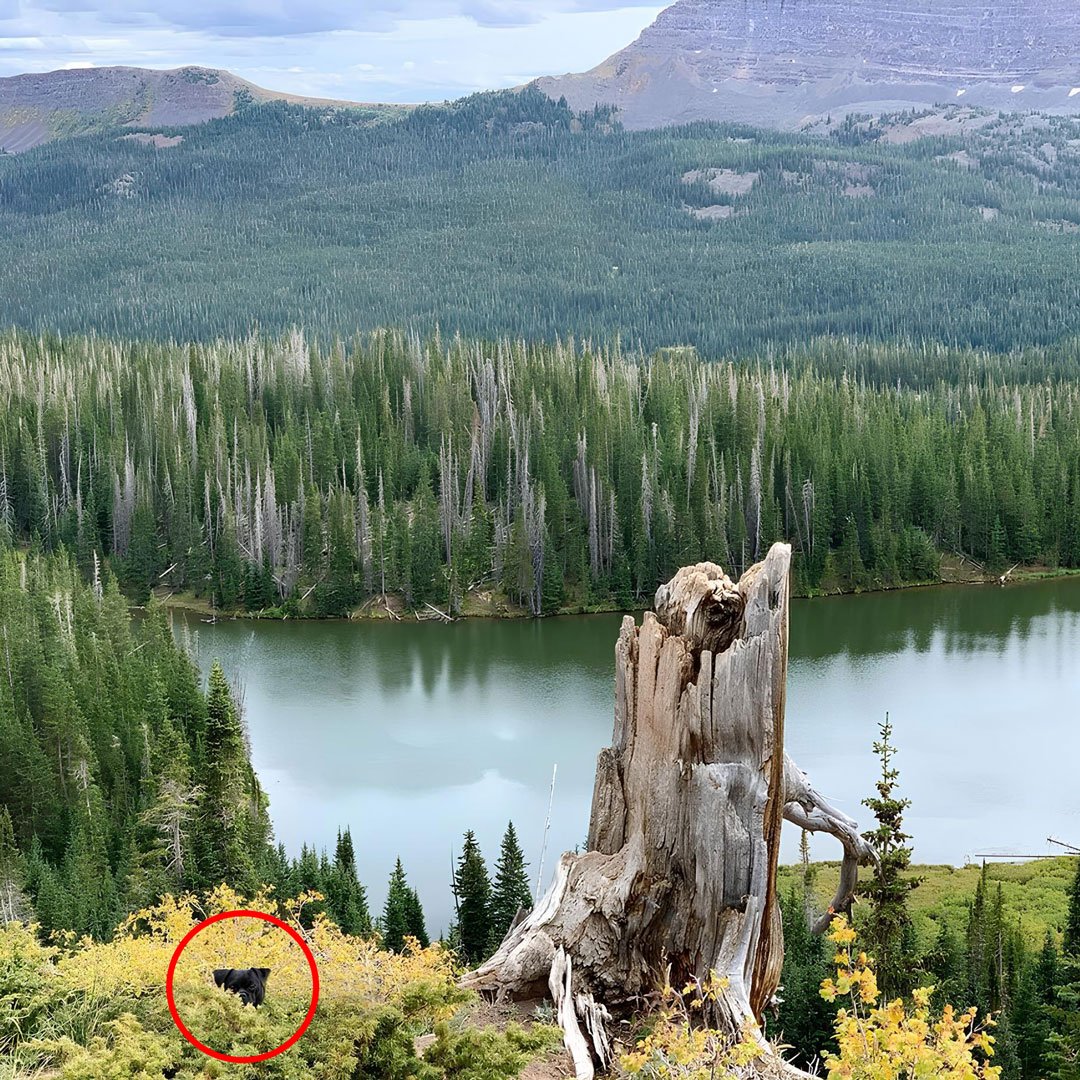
{"left": 213, "top": 967, "right": 270, "bottom": 1007}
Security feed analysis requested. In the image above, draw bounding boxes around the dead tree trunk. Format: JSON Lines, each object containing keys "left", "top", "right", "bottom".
{"left": 462, "top": 543, "right": 874, "bottom": 1077}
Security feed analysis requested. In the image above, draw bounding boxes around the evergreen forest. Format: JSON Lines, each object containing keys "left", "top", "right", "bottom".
{"left": 3, "top": 90, "right": 1080, "bottom": 353}
{"left": 0, "top": 544, "right": 381, "bottom": 938}
{"left": 3, "top": 330, "right": 1080, "bottom": 618}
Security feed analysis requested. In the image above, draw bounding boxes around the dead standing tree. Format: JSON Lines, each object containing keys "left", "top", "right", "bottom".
{"left": 463, "top": 544, "right": 874, "bottom": 1077}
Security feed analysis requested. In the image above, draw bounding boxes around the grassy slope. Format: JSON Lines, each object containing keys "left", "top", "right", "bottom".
{"left": 778, "top": 857, "right": 1076, "bottom": 951}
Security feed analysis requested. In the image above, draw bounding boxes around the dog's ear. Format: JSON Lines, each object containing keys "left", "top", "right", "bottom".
{"left": 213, "top": 969, "right": 232, "bottom": 988}
{"left": 253, "top": 968, "right": 270, "bottom": 982}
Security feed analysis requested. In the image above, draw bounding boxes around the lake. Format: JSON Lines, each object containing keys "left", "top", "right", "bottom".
{"left": 174, "top": 578, "right": 1080, "bottom": 935}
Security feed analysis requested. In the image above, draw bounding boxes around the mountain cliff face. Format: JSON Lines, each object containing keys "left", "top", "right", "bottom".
{"left": 536, "top": 0, "right": 1080, "bottom": 130}
{"left": 0, "top": 66, "right": 365, "bottom": 152}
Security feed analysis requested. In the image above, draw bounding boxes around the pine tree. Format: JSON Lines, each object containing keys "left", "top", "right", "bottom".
{"left": 857, "top": 714, "right": 920, "bottom": 998}
{"left": 213, "top": 517, "right": 246, "bottom": 609}
{"left": 381, "top": 858, "right": 412, "bottom": 953}
{"left": 138, "top": 688, "right": 200, "bottom": 895}
{"left": 1045, "top": 859, "right": 1080, "bottom": 1078}
{"left": 262, "top": 842, "right": 293, "bottom": 900}
{"left": 122, "top": 497, "right": 160, "bottom": 603}
{"left": 315, "top": 492, "right": 359, "bottom": 616}
{"left": 1013, "top": 933, "right": 1057, "bottom": 1080}
{"left": 404, "top": 887, "right": 429, "bottom": 948}
{"left": 837, "top": 515, "right": 867, "bottom": 589}
{"left": 452, "top": 830, "right": 492, "bottom": 965}
{"left": 1045, "top": 969, "right": 1080, "bottom": 1079}
{"left": 23, "top": 836, "right": 64, "bottom": 934}
{"left": 925, "top": 917, "right": 965, "bottom": 1008}
{"left": 326, "top": 828, "right": 372, "bottom": 935}
{"left": 489, "top": 821, "right": 532, "bottom": 949}
{"left": 541, "top": 536, "right": 565, "bottom": 614}
{"left": 966, "top": 864, "right": 993, "bottom": 1015}
{"left": 197, "top": 661, "right": 256, "bottom": 892}
{"left": 1065, "top": 856, "right": 1080, "bottom": 959}
{"left": 61, "top": 786, "right": 118, "bottom": 938}
{"left": 0, "top": 807, "right": 29, "bottom": 924}
{"left": 409, "top": 467, "right": 444, "bottom": 605}
{"left": 773, "top": 885, "right": 837, "bottom": 1068}
{"left": 288, "top": 844, "right": 328, "bottom": 927}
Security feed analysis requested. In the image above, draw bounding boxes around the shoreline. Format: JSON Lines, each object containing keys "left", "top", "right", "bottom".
{"left": 154, "top": 562, "right": 1080, "bottom": 623}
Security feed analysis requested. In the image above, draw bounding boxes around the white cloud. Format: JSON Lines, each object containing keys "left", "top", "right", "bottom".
{"left": 29, "top": 0, "right": 663, "bottom": 38}
{"left": 0, "top": 36, "right": 46, "bottom": 49}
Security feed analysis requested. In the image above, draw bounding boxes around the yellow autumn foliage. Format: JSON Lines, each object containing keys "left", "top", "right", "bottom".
{"left": 55, "top": 885, "right": 454, "bottom": 1005}
{"left": 619, "top": 972, "right": 765, "bottom": 1079}
{"left": 0, "top": 886, "right": 556, "bottom": 1080}
{"left": 618, "top": 920, "right": 1002, "bottom": 1080}
{"left": 820, "top": 915, "right": 1001, "bottom": 1080}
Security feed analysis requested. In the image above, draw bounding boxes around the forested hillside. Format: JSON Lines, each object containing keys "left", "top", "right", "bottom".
{"left": 0, "top": 547, "right": 270, "bottom": 936}
{"left": 3, "top": 330, "right": 1080, "bottom": 615}
{"left": 4, "top": 90, "right": 1080, "bottom": 351}
{"left": 0, "top": 546, "right": 407, "bottom": 943}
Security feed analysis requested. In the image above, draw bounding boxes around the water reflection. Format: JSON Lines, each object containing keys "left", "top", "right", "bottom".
{"left": 792, "top": 577, "right": 1080, "bottom": 660}
{"left": 176, "top": 578, "right": 1080, "bottom": 934}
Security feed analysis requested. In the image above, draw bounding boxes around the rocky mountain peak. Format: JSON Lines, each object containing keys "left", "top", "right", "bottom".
{"left": 536, "top": 0, "right": 1080, "bottom": 129}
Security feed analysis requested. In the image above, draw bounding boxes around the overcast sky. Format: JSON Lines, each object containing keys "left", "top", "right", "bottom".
{"left": 0, "top": 1, "right": 667, "bottom": 102}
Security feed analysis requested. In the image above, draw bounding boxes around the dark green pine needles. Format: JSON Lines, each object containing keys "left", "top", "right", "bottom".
{"left": 382, "top": 859, "right": 429, "bottom": 952}
{"left": 453, "top": 831, "right": 493, "bottom": 967}
{"left": 490, "top": 822, "right": 533, "bottom": 948}
{"left": 856, "top": 714, "right": 921, "bottom": 999}
{"left": 452, "top": 823, "right": 534, "bottom": 966}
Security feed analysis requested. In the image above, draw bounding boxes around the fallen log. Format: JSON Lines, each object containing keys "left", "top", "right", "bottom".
{"left": 462, "top": 543, "right": 873, "bottom": 1077}
{"left": 998, "top": 563, "right": 1020, "bottom": 586}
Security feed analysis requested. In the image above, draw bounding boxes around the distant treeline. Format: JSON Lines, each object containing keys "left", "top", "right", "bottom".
{"left": 5, "top": 89, "right": 1080, "bottom": 351}
{"left": 2, "top": 331, "right": 1080, "bottom": 614}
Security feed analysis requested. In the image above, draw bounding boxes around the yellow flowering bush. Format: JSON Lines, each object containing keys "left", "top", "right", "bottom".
{"left": 619, "top": 972, "right": 764, "bottom": 1079}
{"left": 619, "top": 920, "right": 1002, "bottom": 1080}
{"left": 0, "top": 887, "right": 556, "bottom": 1080}
{"left": 820, "top": 916, "right": 1000, "bottom": 1080}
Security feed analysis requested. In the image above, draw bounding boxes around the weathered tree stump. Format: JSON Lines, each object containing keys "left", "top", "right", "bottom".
{"left": 463, "top": 544, "right": 874, "bottom": 1077}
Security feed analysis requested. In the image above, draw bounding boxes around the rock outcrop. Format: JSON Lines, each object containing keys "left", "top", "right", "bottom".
{"left": 536, "top": 0, "right": 1080, "bottom": 130}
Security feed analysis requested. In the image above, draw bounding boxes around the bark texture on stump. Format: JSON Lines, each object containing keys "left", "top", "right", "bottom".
{"left": 463, "top": 544, "right": 872, "bottom": 1076}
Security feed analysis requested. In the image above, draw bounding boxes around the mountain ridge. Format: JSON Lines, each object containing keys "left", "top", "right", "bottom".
{"left": 0, "top": 65, "right": 395, "bottom": 152}
{"left": 534, "top": 0, "right": 1080, "bottom": 130}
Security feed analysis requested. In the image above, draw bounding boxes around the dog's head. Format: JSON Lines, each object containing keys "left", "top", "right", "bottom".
{"left": 212, "top": 967, "right": 270, "bottom": 1007}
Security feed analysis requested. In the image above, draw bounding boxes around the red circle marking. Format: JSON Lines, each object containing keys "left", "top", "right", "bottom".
{"left": 165, "top": 909, "right": 320, "bottom": 1063}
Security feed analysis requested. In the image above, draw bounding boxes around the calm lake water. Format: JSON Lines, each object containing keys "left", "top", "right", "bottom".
{"left": 175, "top": 579, "right": 1080, "bottom": 935}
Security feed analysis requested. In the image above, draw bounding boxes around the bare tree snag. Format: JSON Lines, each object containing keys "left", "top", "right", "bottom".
{"left": 463, "top": 544, "right": 874, "bottom": 1076}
